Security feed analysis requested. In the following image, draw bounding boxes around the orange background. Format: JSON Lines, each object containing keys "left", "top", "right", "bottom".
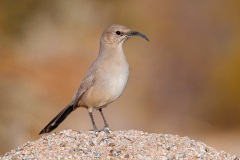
{"left": 1, "top": 0, "right": 240, "bottom": 156}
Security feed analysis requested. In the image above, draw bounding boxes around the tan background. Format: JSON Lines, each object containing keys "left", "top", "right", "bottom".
{"left": 1, "top": 0, "right": 240, "bottom": 156}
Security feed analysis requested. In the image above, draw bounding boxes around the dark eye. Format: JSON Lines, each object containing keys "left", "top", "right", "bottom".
{"left": 116, "top": 31, "right": 121, "bottom": 35}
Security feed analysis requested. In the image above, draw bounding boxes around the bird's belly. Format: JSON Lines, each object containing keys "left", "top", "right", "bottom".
{"left": 84, "top": 68, "right": 129, "bottom": 108}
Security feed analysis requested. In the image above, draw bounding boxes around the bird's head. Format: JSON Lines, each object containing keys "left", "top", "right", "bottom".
{"left": 100, "top": 24, "right": 149, "bottom": 47}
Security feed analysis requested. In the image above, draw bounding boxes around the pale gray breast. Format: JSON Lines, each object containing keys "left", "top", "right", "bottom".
{"left": 83, "top": 55, "right": 129, "bottom": 107}
{"left": 104, "top": 62, "right": 129, "bottom": 100}
{"left": 95, "top": 58, "right": 129, "bottom": 101}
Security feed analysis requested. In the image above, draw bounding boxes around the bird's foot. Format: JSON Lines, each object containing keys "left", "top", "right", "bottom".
{"left": 89, "top": 127, "right": 99, "bottom": 132}
{"left": 99, "top": 127, "right": 111, "bottom": 133}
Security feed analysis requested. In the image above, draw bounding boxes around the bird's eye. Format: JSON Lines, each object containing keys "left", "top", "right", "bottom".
{"left": 116, "top": 31, "right": 121, "bottom": 35}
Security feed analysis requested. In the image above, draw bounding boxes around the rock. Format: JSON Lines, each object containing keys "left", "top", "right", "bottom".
{"left": 0, "top": 129, "right": 238, "bottom": 159}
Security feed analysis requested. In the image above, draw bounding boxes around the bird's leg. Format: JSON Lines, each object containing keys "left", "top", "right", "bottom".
{"left": 88, "top": 112, "right": 98, "bottom": 132}
{"left": 99, "top": 108, "right": 109, "bottom": 128}
{"left": 99, "top": 108, "right": 110, "bottom": 132}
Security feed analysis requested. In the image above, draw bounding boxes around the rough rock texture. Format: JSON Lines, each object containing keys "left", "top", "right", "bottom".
{"left": 1, "top": 130, "right": 238, "bottom": 160}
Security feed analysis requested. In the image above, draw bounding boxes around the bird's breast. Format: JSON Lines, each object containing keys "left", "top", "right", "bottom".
{"left": 99, "top": 60, "right": 129, "bottom": 99}
{"left": 84, "top": 59, "right": 129, "bottom": 108}
{"left": 104, "top": 63, "right": 129, "bottom": 97}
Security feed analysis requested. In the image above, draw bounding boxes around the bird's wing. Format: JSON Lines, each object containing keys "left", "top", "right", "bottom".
{"left": 71, "top": 75, "right": 95, "bottom": 107}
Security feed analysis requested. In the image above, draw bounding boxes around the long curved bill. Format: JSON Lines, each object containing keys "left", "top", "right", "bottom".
{"left": 127, "top": 31, "right": 149, "bottom": 42}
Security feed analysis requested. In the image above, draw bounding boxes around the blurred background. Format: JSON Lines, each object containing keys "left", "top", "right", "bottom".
{"left": 0, "top": 0, "right": 240, "bottom": 156}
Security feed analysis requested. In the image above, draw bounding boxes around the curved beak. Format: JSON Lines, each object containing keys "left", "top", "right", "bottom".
{"left": 126, "top": 31, "right": 149, "bottom": 42}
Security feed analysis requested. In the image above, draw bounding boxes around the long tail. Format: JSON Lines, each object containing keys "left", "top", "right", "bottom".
{"left": 39, "top": 104, "right": 75, "bottom": 135}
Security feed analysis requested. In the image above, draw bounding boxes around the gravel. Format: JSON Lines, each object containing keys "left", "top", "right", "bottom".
{"left": 1, "top": 129, "right": 238, "bottom": 160}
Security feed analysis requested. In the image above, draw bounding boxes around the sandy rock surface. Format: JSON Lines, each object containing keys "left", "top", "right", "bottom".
{"left": 1, "top": 129, "right": 238, "bottom": 160}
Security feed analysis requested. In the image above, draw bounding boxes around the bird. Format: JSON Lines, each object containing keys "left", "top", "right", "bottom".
{"left": 39, "top": 24, "right": 149, "bottom": 134}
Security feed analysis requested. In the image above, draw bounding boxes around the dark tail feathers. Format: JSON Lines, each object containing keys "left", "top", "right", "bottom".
{"left": 39, "top": 104, "right": 75, "bottom": 135}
